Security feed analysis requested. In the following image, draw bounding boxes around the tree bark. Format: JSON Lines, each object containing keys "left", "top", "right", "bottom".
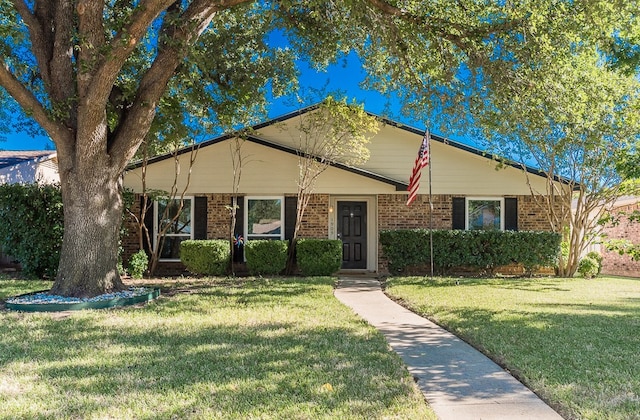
{"left": 50, "top": 158, "right": 126, "bottom": 298}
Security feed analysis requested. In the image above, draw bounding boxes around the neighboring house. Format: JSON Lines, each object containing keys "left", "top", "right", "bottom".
{"left": 599, "top": 196, "right": 640, "bottom": 278}
{"left": 0, "top": 150, "right": 59, "bottom": 184}
{"left": 0, "top": 150, "right": 59, "bottom": 268}
{"left": 122, "top": 106, "right": 565, "bottom": 274}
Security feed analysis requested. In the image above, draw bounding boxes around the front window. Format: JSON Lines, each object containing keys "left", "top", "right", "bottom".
{"left": 245, "top": 197, "right": 284, "bottom": 240}
{"left": 155, "top": 197, "right": 193, "bottom": 260}
{"left": 466, "top": 198, "right": 504, "bottom": 231}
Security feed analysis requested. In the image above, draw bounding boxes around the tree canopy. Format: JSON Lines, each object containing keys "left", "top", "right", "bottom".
{"left": 0, "top": 1, "right": 638, "bottom": 295}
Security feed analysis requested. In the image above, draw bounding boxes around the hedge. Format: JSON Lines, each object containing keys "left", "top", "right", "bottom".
{"left": 379, "top": 229, "right": 561, "bottom": 275}
{"left": 180, "top": 239, "right": 230, "bottom": 276}
{"left": 296, "top": 239, "right": 342, "bottom": 276}
{"left": 0, "top": 183, "right": 63, "bottom": 278}
{"left": 244, "top": 240, "right": 288, "bottom": 275}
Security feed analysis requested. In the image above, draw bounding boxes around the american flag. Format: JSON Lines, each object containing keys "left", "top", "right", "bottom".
{"left": 406, "top": 130, "right": 430, "bottom": 206}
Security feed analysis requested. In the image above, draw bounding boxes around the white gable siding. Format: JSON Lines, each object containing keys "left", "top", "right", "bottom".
{"left": 124, "top": 140, "right": 397, "bottom": 195}
{"left": 255, "top": 117, "right": 555, "bottom": 196}
{"left": 125, "top": 111, "right": 565, "bottom": 198}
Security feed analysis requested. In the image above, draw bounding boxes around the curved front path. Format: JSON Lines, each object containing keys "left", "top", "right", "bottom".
{"left": 334, "top": 277, "right": 564, "bottom": 420}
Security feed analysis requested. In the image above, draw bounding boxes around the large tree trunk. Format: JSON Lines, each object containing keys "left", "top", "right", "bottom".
{"left": 50, "top": 159, "right": 126, "bottom": 298}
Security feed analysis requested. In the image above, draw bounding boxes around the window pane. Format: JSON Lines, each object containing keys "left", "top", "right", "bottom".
{"left": 158, "top": 199, "right": 192, "bottom": 235}
{"left": 248, "top": 199, "right": 282, "bottom": 235}
{"left": 159, "top": 236, "right": 189, "bottom": 260}
{"left": 468, "top": 200, "right": 501, "bottom": 231}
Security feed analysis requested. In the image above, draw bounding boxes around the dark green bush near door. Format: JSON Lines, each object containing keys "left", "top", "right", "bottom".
{"left": 379, "top": 229, "right": 561, "bottom": 275}
{"left": 180, "top": 240, "right": 230, "bottom": 276}
{"left": 296, "top": 239, "right": 342, "bottom": 276}
{"left": 244, "top": 240, "right": 288, "bottom": 275}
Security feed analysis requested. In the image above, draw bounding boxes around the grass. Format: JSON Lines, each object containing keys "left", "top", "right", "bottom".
{"left": 384, "top": 276, "right": 640, "bottom": 420}
{"left": 0, "top": 276, "right": 434, "bottom": 420}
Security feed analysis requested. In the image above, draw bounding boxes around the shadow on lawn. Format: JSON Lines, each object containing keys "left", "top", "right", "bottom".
{"left": 410, "top": 303, "right": 640, "bottom": 419}
{"left": 0, "top": 277, "right": 421, "bottom": 419}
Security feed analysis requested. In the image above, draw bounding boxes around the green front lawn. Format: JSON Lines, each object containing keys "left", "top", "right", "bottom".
{"left": 385, "top": 276, "right": 640, "bottom": 420}
{"left": 0, "top": 277, "right": 434, "bottom": 419}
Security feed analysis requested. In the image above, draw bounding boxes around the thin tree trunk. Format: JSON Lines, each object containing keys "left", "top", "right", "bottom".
{"left": 50, "top": 162, "right": 126, "bottom": 298}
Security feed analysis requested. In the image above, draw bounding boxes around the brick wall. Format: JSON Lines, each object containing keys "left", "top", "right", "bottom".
{"left": 124, "top": 192, "right": 562, "bottom": 276}
{"left": 378, "top": 194, "right": 558, "bottom": 232}
{"left": 601, "top": 201, "right": 640, "bottom": 278}
{"left": 518, "top": 195, "right": 560, "bottom": 231}
{"left": 297, "top": 194, "right": 329, "bottom": 238}
{"left": 378, "top": 194, "right": 452, "bottom": 230}
{"left": 203, "top": 193, "right": 329, "bottom": 239}
{"left": 377, "top": 194, "right": 451, "bottom": 273}
{"left": 206, "top": 193, "right": 232, "bottom": 239}
{"left": 376, "top": 194, "right": 559, "bottom": 273}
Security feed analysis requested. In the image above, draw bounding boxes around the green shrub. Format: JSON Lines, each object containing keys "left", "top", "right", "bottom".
{"left": 578, "top": 255, "right": 599, "bottom": 278}
{"left": 296, "top": 239, "right": 342, "bottom": 276}
{"left": 244, "top": 240, "right": 288, "bottom": 275}
{"left": 586, "top": 251, "right": 603, "bottom": 274}
{"left": 128, "top": 250, "right": 149, "bottom": 279}
{"left": 180, "top": 240, "right": 230, "bottom": 276}
{"left": 0, "top": 183, "right": 63, "bottom": 278}
{"left": 379, "top": 229, "right": 561, "bottom": 275}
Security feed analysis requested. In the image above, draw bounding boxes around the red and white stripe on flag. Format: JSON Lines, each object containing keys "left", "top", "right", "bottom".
{"left": 406, "top": 130, "right": 430, "bottom": 206}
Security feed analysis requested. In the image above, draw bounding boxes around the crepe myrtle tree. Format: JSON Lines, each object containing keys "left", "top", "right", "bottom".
{"left": 0, "top": 1, "right": 634, "bottom": 296}
{"left": 284, "top": 96, "right": 379, "bottom": 273}
{"left": 472, "top": 48, "right": 640, "bottom": 277}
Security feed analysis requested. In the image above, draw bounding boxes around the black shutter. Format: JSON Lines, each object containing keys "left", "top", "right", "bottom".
{"left": 193, "top": 196, "right": 208, "bottom": 239}
{"left": 232, "top": 196, "right": 244, "bottom": 262}
{"left": 504, "top": 197, "right": 518, "bottom": 231}
{"left": 452, "top": 197, "right": 466, "bottom": 230}
{"left": 284, "top": 196, "right": 297, "bottom": 240}
{"left": 232, "top": 196, "right": 244, "bottom": 237}
{"left": 140, "top": 196, "right": 154, "bottom": 255}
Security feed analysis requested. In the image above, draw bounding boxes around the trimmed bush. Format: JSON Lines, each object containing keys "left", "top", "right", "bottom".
{"left": 128, "top": 249, "right": 149, "bottom": 279}
{"left": 180, "top": 240, "right": 230, "bottom": 276}
{"left": 379, "top": 229, "right": 561, "bottom": 275}
{"left": 578, "top": 255, "right": 599, "bottom": 278}
{"left": 0, "top": 183, "right": 63, "bottom": 278}
{"left": 296, "top": 239, "right": 342, "bottom": 276}
{"left": 586, "top": 251, "right": 603, "bottom": 275}
{"left": 244, "top": 240, "right": 288, "bottom": 275}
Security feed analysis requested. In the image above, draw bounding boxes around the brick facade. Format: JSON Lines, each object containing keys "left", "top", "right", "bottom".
{"left": 517, "top": 195, "right": 560, "bottom": 231}
{"left": 377, "top": 194, "right": 559, "bottom": 232}
{"left": 601, "top": 201, "right": 640, "bottom": 278}
{"left": 204, "top": 193, "right": 329, "bottom": 239}
{"left": 123, "top": 192, "right": 561, "bottom": 276}
{"left": 376, "top": 194, "right": 560, "bottom": 273}
{"left": 206, "top": 193, "right": 233, "bottom": 239}
{"left": 296, "top": 194, "right": 330, "bottom": 238}
{"left": 121, "top": 193, "right": 330, "bottom": 274}
{"left": 378, "top": 194, "right": 452, "bottom": 230}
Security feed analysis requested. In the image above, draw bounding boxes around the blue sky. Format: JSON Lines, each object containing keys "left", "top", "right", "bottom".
{"left": 1, "top": 48, "right": 477, "bottom": 151}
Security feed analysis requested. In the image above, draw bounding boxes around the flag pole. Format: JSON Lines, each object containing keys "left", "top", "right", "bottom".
{"left": 406, "top": 129, "right": 432, "bottom": 279}
{"left": 427, "top": 131, "right": 434, "bottom": 280}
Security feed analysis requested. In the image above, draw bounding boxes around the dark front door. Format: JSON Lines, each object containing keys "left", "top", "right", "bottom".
{"left": 337, "top": 201, "right": 367, "bottom": 269}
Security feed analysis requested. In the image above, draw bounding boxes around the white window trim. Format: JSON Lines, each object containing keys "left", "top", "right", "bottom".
{"left": 244, "top": 196, "right": 285, "bottom": 241}
{"left": 465, "top": 197, "right": 505, "bottom": 231}
{"left": 154, "top": 196, "right": 194, "bottom": 262}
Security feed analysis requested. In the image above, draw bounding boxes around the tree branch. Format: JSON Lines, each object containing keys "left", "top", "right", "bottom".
{"left": 109, "top": 0, "right": 251, "bottom": 171}
{"left": 11, "top": 0, "right": 52, "bottom": 88}
{"left": 0, "top": 61, "right": 71, "bottom": 145}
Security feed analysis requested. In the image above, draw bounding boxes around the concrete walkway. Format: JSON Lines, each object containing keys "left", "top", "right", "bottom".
{"left": 334, "top": 277, "right": 563, "bottom": 420}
